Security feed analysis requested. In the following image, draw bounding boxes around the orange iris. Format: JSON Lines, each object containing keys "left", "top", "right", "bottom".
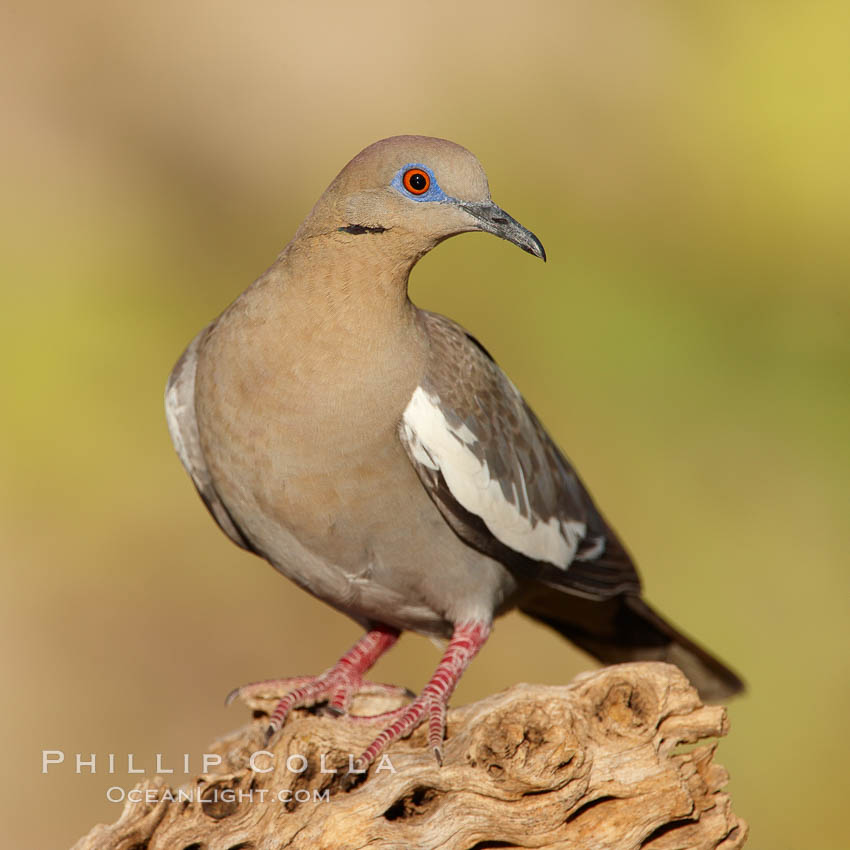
{"left": 402, "top": 168, "right": 430, "bottom": 195}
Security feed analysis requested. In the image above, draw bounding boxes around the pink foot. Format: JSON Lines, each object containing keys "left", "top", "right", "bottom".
{"left": 225, "top": 625, "right": 401, "bottom": 741}
{"left": 357, "top": 620, "right": 491, "bottom": 769}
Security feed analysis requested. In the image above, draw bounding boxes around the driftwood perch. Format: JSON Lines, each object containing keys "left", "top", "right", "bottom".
{"left": 74, "top": 662, "right": 747, "bottom": 849}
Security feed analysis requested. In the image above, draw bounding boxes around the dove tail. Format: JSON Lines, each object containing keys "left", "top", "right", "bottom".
{"left": 520, "top": 591, "right": 744, "bottom": 702}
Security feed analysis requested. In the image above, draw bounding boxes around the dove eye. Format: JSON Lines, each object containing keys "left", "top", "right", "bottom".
{"left": 402, "top": 168, "right": 430, "bottom": 195}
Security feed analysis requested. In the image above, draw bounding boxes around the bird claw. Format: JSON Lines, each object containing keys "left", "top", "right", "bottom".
{"left": 352, "top": 621, "right": 490, "bottom": 768}
{"left": 225, "top": 674, "right": 413, "bottom": 744}
{"left": 355, "top": 689, "right": 449, "bottom": 770}
{"left": 224, "top": 676, "right": 319, "bottom": 709}
{"left": 229, "top": 682, "right": 451, "bottom": 767}
{"left": 227, "top": 623, "right": 487, "bottom": 765}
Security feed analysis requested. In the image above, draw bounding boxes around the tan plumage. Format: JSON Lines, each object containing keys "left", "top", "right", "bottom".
{"left": 166, "top": 135, "right": 742, "bottom": 767}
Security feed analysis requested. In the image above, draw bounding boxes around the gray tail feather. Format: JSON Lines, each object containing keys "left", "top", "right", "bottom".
{"left": 520, "top": 591, "right": 744, "bottom": 702}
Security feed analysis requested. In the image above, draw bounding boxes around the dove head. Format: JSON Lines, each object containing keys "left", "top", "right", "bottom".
{"left": 295, "top": 135, "right": 545, "bottom": 263}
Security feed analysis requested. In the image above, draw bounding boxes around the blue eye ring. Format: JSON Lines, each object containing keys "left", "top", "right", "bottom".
{"left": 391, "top": 163, "right": 449, "bottom": 203}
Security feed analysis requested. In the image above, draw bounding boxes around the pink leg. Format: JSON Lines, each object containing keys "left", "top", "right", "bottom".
{"left": 227, "top": 625, "right": 401, "bottom": 742}
{"left": 358, "top": 620, "right": 491, "bottom": 769}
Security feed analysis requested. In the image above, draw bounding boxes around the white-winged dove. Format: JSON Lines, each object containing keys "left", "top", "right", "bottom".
{"left": 166, "top": 135, "right": 743, "bottom": 768}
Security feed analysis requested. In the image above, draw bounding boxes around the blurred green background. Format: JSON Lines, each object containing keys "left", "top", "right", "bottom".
{"left": 2, "top": 1, "right": 848, "bottom": 847}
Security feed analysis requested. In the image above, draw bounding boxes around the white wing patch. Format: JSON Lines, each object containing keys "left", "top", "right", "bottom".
{"left": 402, "top": 386, "right": 585, "bottom": 568}
{"left": 165, "top": 349, "right": 201, "bottom": 479}
{"left": 165, "top": 376, "right": 194, "bottom": 475}
{"left": 164, "top": 328, "right": 251, "bottom": 551}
